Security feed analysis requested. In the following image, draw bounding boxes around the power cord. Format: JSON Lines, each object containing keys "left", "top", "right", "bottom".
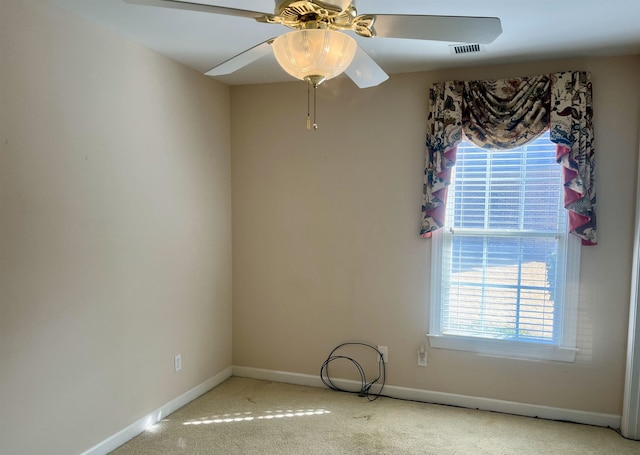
{"left": 319, "top": 342, "right": 386, "bottom": 401}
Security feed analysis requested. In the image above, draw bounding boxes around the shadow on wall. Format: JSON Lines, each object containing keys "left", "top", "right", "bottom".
{"left": 576, "top": 305, "right": 594, "bottom": 362}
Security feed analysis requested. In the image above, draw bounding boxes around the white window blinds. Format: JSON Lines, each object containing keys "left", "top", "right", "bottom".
{"left": 439, "top": 131, "right": 569, "bottom": 344}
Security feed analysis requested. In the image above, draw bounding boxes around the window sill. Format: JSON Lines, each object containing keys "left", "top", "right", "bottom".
{"left": 427, "top": 334, "right": 578, "bottom": 363}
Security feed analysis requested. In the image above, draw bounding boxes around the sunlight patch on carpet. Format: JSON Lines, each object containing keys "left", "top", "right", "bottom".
{"left": 183, "top": 409, "right": 331, "bottom": 426}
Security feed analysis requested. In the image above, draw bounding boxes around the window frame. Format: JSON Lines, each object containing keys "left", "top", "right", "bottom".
{"left": 427, "top": 136, "right": 581, "bottom": 363}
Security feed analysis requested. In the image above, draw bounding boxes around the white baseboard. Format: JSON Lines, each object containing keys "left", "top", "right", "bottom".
{"left": 232, "top": 366, "right": 621, "bottom": 430}
{"left": 80, "top": 366, "right": 233, "bottom": 455}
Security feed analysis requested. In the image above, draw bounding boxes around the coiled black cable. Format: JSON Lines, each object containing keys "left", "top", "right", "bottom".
{"left": 320, "top": 342, "right": 386, "bottom": 401}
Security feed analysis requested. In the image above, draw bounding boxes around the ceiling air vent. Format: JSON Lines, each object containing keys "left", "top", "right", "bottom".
{"left": 449, "top": 43, "right": 484, "bottom": 55}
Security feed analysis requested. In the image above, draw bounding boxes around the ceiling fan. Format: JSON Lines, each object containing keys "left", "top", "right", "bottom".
{"left": 124, "top": 0, "right": 502, "bottom": 128}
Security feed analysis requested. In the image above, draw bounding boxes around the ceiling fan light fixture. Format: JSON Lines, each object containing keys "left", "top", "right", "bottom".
{"left": 272, "top": 29, "right": 357, "bottom": 84}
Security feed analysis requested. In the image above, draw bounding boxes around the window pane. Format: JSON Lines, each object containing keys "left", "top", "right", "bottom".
{"left": 440, "top": 131, "right": 566, "bottom": 344}
{"left": 443, "top": 235, "right": 560, "bottom": 342}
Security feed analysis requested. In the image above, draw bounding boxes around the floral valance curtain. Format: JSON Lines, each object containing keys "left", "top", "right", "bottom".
{"left": 420, "top": 71, "right": 596, "bottom": 245}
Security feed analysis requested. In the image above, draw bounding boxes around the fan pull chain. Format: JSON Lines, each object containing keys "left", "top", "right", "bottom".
{"left": 306, "top": 79, "right": 318, "bottom": 131}
{"left": 313, "top": 82, "right": 318, "bottom": 130}
{"left": 307, "top": 81, "right": 311, "bottom": 129}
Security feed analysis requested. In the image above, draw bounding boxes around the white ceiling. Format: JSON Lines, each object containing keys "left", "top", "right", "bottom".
{"left": 45, "top": 0, "right": 640, "bottom": 86}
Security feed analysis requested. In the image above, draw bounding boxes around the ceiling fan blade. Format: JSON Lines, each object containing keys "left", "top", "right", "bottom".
{"left": 344, "top": 46, "right": 389, "bottom": 89}
{"left": 205, "top": 39, "right": 275, "bottom": 76}
{"left": 371, "top": 15, "right": 502, "bottom": 44}
{"left": 123, "top": 0, "right": 271, "bottom": 20}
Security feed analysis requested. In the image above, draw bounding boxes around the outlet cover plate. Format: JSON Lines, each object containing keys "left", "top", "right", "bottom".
{"left": 418, "top": 351, "right": 427, "bottom": 367}
{"left": 377, "top": 346, "right": 388, "bottom": 363}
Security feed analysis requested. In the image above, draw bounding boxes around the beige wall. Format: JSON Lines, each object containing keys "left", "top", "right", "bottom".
{"left": 231, "top": 55, "right": 640, "bottom": 415}
{"left": 2, "top": 0, "right": 639, "bottom": 452}
{"left": 0, "top": 2, "right": 232, "bottom": 455}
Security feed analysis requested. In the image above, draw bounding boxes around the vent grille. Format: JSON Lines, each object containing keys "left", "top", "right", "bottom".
{"left": 449, "top": 43, "right": 484, "bottom": 55}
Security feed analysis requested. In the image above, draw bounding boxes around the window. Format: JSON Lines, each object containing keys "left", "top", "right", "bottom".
{"left": 428, "top": 131, "right": 580, "bottom": 362}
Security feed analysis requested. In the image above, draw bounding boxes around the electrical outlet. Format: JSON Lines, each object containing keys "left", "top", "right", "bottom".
{"left": 418, "top": 344, "right": 427, "bottom": 367}
{"left": 377, "top": 345, "right": 388, "bottom": 363}
{"left": 174, "top": 354, "right": 182, "bottom": 372}
{"left": 418, "top": 351, "right": 427, "bottom": 367}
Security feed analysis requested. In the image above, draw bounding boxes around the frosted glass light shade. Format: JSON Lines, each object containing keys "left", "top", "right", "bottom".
{"left": 272, "top": 29, "right": 357, "bottom": 82}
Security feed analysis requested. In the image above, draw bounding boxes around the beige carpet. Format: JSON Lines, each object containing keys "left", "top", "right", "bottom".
{"left": 110, "top": 377, "right": 640, "bottom": 454}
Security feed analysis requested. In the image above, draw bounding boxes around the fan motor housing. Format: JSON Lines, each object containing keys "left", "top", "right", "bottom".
{"left": 275, "top": 0, "right": 351, "bottom": 17}
{"left": 271, "top": 0, "right": 372, "bottom": 36}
